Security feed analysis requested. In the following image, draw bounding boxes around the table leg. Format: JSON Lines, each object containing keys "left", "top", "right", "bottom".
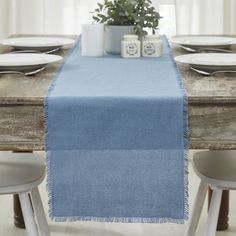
{"left": 13, "top": 150, "right": 33, "bottom": 229}
{"left": 208, "top": 188, "right": 229, "bottom": 230}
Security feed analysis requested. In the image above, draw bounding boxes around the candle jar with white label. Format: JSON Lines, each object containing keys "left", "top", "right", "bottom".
{"left": 121, "top": 35, "right": 141, "bottom": 58}
{"left": 142, "top": 35, "right": 163, "bottom": 57}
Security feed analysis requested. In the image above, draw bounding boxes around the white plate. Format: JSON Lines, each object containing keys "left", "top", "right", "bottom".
{"left": 170, "top": 35, "right": 236, "bottom": 47}
{"left": 0, "top": 53, "right": 62, "bottom": 72}
{"left": 175, "top": 53, "right": 236, "bottom": 66}
{"left": 175, "top": 53, "right": 236, "bottom": 71}
{"left": 0, "top": 37, "right": 75, "bottom": 51}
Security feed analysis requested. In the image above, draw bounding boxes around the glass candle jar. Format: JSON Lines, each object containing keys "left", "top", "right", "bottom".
{"left": 121, "top": 35, "right": 141, "bottom": 58}
{"left": 142, "top": 35, "right": 163, "bottom": 57}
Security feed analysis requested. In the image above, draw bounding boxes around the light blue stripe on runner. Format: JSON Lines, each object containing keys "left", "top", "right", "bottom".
{"left": 45, "top": 36, "right": 188, "bottom": 223}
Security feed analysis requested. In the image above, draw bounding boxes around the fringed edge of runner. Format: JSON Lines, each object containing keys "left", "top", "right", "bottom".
{"left": 44, "top": 36, "right": 81, "bottom": 220}
{"left": 49, "top": 215, "right": 186, "bottom": 224}
{"left": 164, "top": 35, "right": 189, "bottom": 222}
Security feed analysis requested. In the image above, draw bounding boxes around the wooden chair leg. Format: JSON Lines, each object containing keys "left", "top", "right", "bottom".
{"left": 185, "top": 180, "right": 208, "bottom": 236}
{"left": 30, "top": 187, "right": 50, "bottom": 236}
{"left": 205, "top": 189, "right": 223, "bottom": 236}
{"left": 19, "top": 193, "right": 39, "bottom": 236}
{"left": 14, "top": 194, "right": 25, "bottom": 228}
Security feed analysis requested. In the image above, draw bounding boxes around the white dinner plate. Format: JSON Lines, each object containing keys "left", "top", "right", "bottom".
{"left": 170, "top": 35, "right": 236, "bottom": 48}
{"left": 175, "top": 53, "right": 236, "bottom": 66}
{"left": 175, "top": 53, "right": 236, "bottom": 71}
{"left": 0, "top": 53, "right": 62, "bottom": 72}
{"left": 0, "top": 37, "right": 75, "bottom": 52}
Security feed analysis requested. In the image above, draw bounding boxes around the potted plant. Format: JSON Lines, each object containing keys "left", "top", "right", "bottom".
{"left": 93, "top": 0, "right": 161, "bottom": 54}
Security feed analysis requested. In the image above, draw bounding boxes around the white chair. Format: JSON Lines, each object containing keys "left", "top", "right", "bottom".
{"left": 185, "top": 150, "right": 236, "bottom": 236}
{"left": 0, "top": 152, "right": 50, "bottom": 236}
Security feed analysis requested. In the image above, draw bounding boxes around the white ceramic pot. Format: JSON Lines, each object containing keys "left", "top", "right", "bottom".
{"left": 104, "top": 25, "right": 135, "bottom": 54}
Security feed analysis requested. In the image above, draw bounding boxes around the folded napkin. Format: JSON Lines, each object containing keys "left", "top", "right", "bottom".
{"left": 45, "top": 36, "right": 188, "bottom": 223}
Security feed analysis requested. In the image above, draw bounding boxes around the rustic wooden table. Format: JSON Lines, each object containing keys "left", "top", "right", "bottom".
{"left": 0, "top": 39, "right": 235, "bottom": 230}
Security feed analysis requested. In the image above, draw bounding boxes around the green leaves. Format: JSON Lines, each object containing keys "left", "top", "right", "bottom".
{"left": 92, "top": 0, "right": 161, "bottom": 36}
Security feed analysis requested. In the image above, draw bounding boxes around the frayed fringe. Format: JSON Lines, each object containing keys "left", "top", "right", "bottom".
{"left": 163, "top": 35, "right": 189, "bottom": 221}
{"left": 50, "top": 215, "right": 185, "bottom": 224}
{"left": 44, "top": 37, "right": 81, "bottom": 220}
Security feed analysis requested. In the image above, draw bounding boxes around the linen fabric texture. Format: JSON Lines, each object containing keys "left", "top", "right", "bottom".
{"left": 45, "top": 36, "right": 188, "bottom": 223}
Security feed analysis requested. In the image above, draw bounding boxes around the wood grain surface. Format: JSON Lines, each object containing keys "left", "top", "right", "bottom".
{"left": 0, "top": 36, "right": 235, "bottom": 150}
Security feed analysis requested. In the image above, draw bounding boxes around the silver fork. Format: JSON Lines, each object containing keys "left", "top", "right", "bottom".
{"left": 0, "top": 67, "right": 46, "bottom": 76}
{"left": 8, "top": 47, "right": 61, "bottom": 54}
{"left": 190, "top": 67, "right": 236, "bottom": 76}
{"left": 180, "top": 45, "right": 233, "bottom": 53}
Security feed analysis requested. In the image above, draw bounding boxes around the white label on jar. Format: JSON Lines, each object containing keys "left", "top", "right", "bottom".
{"left": 144, "top": 42, "right": 156, "bottom": 55}
{"left": 126, "top": 43, "right": 138, "bottom": 56}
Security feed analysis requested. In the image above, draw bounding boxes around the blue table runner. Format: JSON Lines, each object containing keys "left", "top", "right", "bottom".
{"left": 45, "top": 36, "right": 188, "bottom": 223}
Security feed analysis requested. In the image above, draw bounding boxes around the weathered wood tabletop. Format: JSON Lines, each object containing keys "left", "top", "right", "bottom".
{"left": 0, "top": 36, "right": 236, "bottom": 151}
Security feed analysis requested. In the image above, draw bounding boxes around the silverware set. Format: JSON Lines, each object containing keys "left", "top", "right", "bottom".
{"left": 180, "top": 45, "right": 233, "bottom": 53}
{"left": 0, "top": 67, "right": 46, "bottom": 76}
{"left": 190, "top": 67, "right": 236, "bottom": 76}
{"left": 8, "top": 47, "right": 61, "bottom": 54}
